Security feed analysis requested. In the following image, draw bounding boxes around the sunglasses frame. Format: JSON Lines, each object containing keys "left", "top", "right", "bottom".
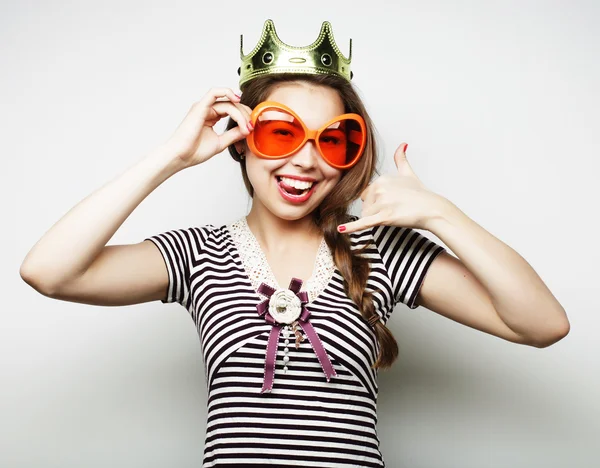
{"left": 246, "top": 100, "right": 367, "bottom": 170}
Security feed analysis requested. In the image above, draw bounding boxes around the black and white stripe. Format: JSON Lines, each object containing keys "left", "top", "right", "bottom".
{"left": 145, "top": 219, "right": 446, "bottom": 467}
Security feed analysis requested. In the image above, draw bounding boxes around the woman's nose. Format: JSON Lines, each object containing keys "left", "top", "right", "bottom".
{"left": 289, "top": 140, "right": 320, "bottom": 168}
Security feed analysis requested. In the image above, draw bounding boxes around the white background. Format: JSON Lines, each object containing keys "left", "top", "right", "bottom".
{"left": 3, "top": 0, "right": 599, "bottom": 467}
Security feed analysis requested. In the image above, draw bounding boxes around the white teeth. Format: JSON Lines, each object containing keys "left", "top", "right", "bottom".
{"left": 279, "top": 177, "right": 314, "bottom": 190}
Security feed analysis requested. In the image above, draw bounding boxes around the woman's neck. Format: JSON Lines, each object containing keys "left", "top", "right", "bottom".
{"left": 245, "top": 203, "right": 322, "bottom": 255}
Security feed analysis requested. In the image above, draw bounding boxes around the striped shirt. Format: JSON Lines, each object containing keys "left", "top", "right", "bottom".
{"left": 145, "top": 216, "right": 446, "bottom": 467}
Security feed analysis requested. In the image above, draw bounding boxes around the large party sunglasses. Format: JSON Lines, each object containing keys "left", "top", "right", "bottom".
{"left": 246, "top": 101, "right": 367, "bottom": 170}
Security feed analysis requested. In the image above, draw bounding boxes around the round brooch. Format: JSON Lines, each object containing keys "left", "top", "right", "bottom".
{"left": 268, "top": 288, "right": 302, "bottom": 324}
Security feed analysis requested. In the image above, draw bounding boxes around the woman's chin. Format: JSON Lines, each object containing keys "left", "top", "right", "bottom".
{"left": 256, "top": 196, "right": 320, "bottom": 221}
{"left": 250, "top": 179, "right": 334, "bottom": 221}
{"left": 267, "top": 204, "right": 317, "bottom": 221}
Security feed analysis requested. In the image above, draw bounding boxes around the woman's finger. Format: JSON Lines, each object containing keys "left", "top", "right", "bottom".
{"left": 210, "top": 101, "right": 251, "bottom": 134}
{"left": 184, "top": 88, "right": 242, "bottom": 125}
{"left": 339, "top": 212, "right": 386, "bottom": 234}
{"left": 239, "top": 104, "right": 253, "bottom": 126}
{"left": 208, "top": 101, "right": 254, "bottom": 150}
{"left": 218, "top": 125, "right": 249, "bottom": 152}
{"left": 220, "top": 101, "right": 253, "bottom": 131}
{"left": 200, "top": 87, "right": 241, "bottom": 106}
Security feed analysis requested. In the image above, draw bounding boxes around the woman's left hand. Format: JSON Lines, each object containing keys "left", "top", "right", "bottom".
{"left": 338, "top": 143, "right": 448, "bottom": 234}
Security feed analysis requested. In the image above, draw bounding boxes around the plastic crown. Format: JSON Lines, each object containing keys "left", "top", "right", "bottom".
{"left": 238, "top": 19, "right": 353, "bottom": 87}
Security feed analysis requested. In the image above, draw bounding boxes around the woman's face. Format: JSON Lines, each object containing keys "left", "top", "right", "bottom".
{"left": 242, "top": 82, "right": 345, "bottom": 221}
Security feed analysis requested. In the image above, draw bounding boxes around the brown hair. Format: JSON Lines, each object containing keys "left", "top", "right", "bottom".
{"left": 226, "top": 73, "right": 398, "bottom": 369}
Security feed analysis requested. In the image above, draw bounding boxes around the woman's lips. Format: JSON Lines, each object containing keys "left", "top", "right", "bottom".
{"left": 276, "top": 176, "right": 318, "bottom": 204}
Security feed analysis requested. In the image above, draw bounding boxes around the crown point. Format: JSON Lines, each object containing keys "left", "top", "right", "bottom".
{"left": 264, "top": 19, "right": 276, "bottom": 33}
{"left": 238, "top": 19, "right": 354, "bottom": 86}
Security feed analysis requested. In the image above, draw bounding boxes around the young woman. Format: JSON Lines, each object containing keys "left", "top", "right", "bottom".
{"left": 20, "top": 20, "right": 569, "bottom": 468}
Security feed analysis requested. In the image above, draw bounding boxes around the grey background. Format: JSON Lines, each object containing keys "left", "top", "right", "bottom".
{"left": 3, "top": 0, "right": 599, "bottom": 467}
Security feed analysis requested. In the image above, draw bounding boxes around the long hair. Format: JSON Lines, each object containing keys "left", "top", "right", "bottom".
{"left": 225, "top": 73, "right": 398, "bottom": 369}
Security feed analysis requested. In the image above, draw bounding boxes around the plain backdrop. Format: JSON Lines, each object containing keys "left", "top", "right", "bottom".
{"left": 3, "top": 1, "right": 599, "bottom": 467}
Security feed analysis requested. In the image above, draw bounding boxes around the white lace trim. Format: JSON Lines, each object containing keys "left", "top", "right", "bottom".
{"left": 226, "top": 217, "right": 335, "bottom": 303}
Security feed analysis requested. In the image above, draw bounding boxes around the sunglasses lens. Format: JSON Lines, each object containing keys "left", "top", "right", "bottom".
{"left": 252, "top": 105, "right": 366, "bottom": 168}
{"left": 253, "top": 107, "right": 306, "bottom": 158}
{"left": 318, "top": 118, "right": 364, "bottom": 167}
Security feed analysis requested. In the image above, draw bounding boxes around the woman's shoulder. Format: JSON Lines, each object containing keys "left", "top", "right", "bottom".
{"left": 181, "top": 216, "right": 246, "bottom": 234}
{"left": 145, "top": 219, "right": 238, "bottom": 248}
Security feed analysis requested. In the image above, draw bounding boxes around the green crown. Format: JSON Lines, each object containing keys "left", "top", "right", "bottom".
{"left": 238, "top": 19, "right": 353, "bottom": 87}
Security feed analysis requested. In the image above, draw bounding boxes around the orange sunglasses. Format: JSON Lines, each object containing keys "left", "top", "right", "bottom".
{"left": 246, "top": 101, "right": 367, "bottom": 170}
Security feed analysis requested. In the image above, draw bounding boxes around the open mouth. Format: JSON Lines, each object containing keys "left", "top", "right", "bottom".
{"left": 275, "top": 176, "right": 318, "bottom": 202}
{"left": 276, "top": 176, "right": 315, "bottom": 196}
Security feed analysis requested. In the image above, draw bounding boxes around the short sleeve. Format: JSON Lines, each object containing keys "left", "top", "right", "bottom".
{"left": 371, "top": 224, "right": 446, "bottom": 310}
{"left": 144, "top": 225, "right": 215, "bottom": 308}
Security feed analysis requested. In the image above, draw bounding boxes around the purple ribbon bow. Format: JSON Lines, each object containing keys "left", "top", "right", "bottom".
{"left": 256, "top": 277, "right": 337, "bottom": 393}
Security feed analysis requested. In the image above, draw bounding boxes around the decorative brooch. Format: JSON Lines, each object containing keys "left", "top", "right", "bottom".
{"left": 256, "top": 278, "right": 337, "bottom": 393}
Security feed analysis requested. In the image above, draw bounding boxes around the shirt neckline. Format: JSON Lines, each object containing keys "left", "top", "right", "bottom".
{"left": 225, "top": 216, "right": 336, "bottom": 303}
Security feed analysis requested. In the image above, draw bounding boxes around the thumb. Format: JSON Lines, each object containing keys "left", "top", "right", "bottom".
{"left": 219, "top": 126, "right": 248, "bottom": 153}
{"left": 394, "top": 143, "right": 415, "bottom": 177}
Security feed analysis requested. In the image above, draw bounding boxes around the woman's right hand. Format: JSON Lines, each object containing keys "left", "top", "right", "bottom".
{"left": 163, "top": 87, "right": 253, "bottom": 167}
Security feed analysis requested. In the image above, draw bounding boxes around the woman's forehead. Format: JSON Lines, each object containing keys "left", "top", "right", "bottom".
{"left": 265, "top": 84, "right": 344, "bottom": 127}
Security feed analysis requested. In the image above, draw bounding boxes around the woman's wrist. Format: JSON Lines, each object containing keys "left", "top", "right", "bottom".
{"left": 142, "top": 144, "right": 190, "bottom": 180}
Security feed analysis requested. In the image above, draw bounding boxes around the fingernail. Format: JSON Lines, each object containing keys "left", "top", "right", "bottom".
{"left": 338, "top": 225, "right": 346, "bottom": 232}
{"left": 404, "top": 144, "right": 409, "bottom": 152}
{"left": 247, "top": 121, "right": 254, "bottom": 131}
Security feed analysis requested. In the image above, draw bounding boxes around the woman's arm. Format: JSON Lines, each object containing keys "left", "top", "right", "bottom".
{"left": 339, "top": 143, "right": 569, "bottom": 348}
{"left": 20, "top": 145, "right": 185, "bottom": 295}
{"left": 20, "top": 88, "right": 252, "bottom": 298}
{"left": 420, "top": 199, "right": 570, "bottom": 348}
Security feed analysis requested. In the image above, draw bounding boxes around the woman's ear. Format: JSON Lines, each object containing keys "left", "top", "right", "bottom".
{"left": 234, "top": 142, "right": 245, "bottom": 155}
